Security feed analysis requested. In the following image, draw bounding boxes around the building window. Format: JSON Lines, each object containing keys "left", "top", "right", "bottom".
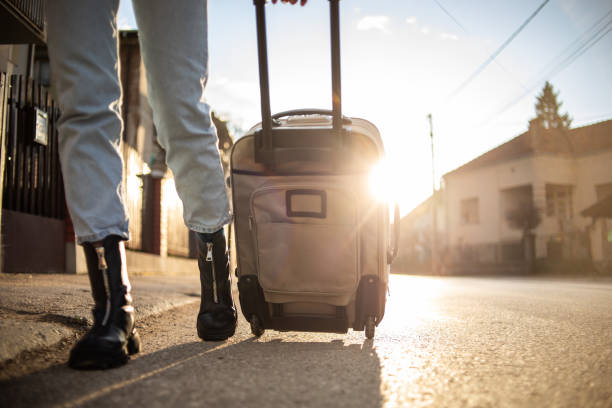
{"left": 460, "top": 197, "right": 479, "bottom": 224}
{"left": 545, "top": 184, "right": 573, "bottom": 219}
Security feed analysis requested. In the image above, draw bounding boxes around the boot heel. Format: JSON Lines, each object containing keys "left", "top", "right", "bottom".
{"left": 127, "top": 329, "right": 142, "bottom": 355}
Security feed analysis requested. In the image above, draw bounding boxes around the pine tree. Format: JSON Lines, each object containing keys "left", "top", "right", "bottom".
{"left": 533, "top": 81, "right": 572, "bottom": 130}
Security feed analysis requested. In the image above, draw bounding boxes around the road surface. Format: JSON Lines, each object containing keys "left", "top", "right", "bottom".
{"left": 1, "top": 275, "right": 611, "bottom": 407}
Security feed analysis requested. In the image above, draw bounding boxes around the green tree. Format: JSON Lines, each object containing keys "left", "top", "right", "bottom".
{"left": 533, "top": 81, "right": 572, "bottom": 130}
{"left": 506, "top": 202, "right": 541, "bottom": 239}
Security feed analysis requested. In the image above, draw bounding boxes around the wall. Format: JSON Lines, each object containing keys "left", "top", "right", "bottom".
{"left": 0, "top": 44, "right": 29, "bottom": 76}
{"left": 444, "top": 154, "right": 581, "bottom": 261}
{"left": 444, "top": 149, "right": 612, "bottom": 263}
{"left": 576, "top": 150, "right": 612, "bottom": 262}
{"left": 575, "top": 150, "right": 612, "bottom": 214}
{"left": 398, "top": 195, "right": 445, "bottom": 270}
{"left": 529, "top": 155, "right": 577, "bottom": 258}
{"left": 119, "top": 31, "right": 192, "bottom": 257}
{"left": 445, "top": 156, "right": 537, "bottom": 250}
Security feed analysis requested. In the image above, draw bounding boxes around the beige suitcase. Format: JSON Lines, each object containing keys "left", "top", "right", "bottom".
{"left": 230, "top": 0, "right": 399, "bottom": 339}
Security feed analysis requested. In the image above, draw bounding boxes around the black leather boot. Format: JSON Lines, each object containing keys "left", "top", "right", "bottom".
{"left": 196, "top": 229, "right": 237, "bottom": 341}
{"left": 69, "top": 235, "right": 141, "bottom": 369}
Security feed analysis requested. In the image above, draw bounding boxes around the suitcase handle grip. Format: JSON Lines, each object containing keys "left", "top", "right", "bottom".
{"left": 253, "top": 0, "right": 343, "bottom": 166}
{"left": 271, "top": 109, "right": 351, "bottom": 124}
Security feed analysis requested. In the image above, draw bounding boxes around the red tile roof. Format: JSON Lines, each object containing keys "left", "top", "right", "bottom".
{"left": 445, "top": 119, "right": 612, "bottom": 176}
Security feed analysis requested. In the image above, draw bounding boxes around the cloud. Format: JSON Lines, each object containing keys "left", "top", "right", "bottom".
{"left": 357, "top": 16, "right": 391, "bottom": 34}
{"left": 440, "top": 32, "right": 459, "bottom": 41}
{"left": 206, "top": 76, "right": 260, "bottom": 127}
{"left": 117, "top": 16, "right": 136, "bottom": 30}
{"left": 405, "top": 15, "right": 459, "bottom": 41}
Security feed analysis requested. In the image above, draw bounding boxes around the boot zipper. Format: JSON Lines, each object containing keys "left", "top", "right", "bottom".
{"left": 206, "top": 242, "right": 219, "bottom": 304}
{"left": 95, "top": 246, "right": 112, "bottom": 326}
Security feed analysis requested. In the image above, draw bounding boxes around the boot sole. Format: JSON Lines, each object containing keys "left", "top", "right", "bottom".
{"left": 68, "top": 330, "right": 141, "bottom": 370}
{"left": 197, "top": 325, "right": 236, "bottom": 342}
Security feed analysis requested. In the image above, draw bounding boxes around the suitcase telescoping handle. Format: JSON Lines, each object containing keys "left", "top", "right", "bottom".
{"left": 253, "top": 0, "right": 344, "bottom": 166}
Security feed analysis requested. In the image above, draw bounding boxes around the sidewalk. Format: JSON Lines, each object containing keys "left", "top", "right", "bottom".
{"left": 0, "top": 271, "right": 202, "bottom": 365}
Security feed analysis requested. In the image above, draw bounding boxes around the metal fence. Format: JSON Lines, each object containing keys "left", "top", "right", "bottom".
{"left": 2, "top": 75, "right": 65, "bottom": 219}
{"left": 4, "top": 0, "right": 45, "bottom": 31}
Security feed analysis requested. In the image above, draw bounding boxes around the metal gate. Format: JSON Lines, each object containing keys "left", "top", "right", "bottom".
{"left": 1, "top": 74, "right": 66, "bottom": 273}
{"left": 3, "top": 75, "right": 65, "bottom": 219}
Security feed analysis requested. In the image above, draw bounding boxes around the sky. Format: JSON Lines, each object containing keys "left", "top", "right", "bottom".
{"left": 118, "top": 0, "right": 612, "bottom": 215}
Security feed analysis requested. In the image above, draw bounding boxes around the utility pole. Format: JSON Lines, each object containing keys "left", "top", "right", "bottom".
{"left": 427, "top": 113, "right": 438, "bottom": 274}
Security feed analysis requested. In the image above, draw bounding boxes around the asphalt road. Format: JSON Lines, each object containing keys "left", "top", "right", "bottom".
{"left": 1, "top": 275, "right": 611, "bottom": 408}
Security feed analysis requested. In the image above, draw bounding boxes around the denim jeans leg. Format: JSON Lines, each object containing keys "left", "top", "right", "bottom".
{"left": 45, "top": 0, "right": 130, "bottom": 244}
{"left": 132, "top": 0, "right": 231, "bottom": 234}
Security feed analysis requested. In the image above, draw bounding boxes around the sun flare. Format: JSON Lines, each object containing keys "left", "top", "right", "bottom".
{"left": 369, "top": 161, "right": 394, "bottom": 203}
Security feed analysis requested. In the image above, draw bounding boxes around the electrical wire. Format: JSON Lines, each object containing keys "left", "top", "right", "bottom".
{"left": 449, "top": 0, "right": 550, "bottom": 98}
{"left": 488, "top": 13, "right": 612, "bottom": 123}
{"left": 431, "top": 0, "right": 529, "bottom": 92}
{"left": 548, "top": 23, "right": 612, "bottom": 79}
{"left": 531, "top": 8, "right": 612, "bottom": 85}
{"left": 432, "top": 0, "right": 469, "bottom": 34}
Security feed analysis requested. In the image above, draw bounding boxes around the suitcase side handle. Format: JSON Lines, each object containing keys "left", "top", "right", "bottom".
{"left": 388, "top": 202, "right": 400, "bottom": 264}
{"left": 253, "top": 0, "right": 343, "bottom": 166}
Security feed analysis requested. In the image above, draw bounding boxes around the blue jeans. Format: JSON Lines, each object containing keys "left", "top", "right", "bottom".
{"left": 45, "top": 0, "right": 230, "bottom": 244}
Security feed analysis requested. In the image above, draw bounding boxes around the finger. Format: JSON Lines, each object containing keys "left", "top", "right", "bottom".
{"left": 300, "top": 0, "right": 307, "bottom": 5}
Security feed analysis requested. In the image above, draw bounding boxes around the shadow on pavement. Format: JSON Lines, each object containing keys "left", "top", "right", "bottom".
{"left": 0, "top": 336, "right": 383, "bottom": 408}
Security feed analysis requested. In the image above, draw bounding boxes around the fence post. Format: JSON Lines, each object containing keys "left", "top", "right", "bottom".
{"left": 0, "top": 73, "right": 8, "bottom": 272}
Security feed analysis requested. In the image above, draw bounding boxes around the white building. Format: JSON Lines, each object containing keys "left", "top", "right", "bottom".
{"left": 441, "top": 119, "right": 612, "bottom": 272}
{"left": 396, "top": 192, "right": 445, "bottom": 272}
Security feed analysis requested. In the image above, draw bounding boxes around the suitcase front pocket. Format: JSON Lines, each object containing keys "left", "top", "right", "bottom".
{"left": 250, "top": 184, "right": 359, "bottom": 296}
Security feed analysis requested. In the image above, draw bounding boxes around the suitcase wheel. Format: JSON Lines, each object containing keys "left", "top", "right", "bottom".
{"left": 365, "top": 316, "right": 375, "bottom": 339}
{"left": 250, "top": 315, "right": 265, "bottom": 337}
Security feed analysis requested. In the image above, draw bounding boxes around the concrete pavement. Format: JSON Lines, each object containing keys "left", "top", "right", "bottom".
{"left": 1, "top": 274, "right": 611, "bottom": 407}
{"left": 0, "top": 270, "right": 202, "bottom": 365}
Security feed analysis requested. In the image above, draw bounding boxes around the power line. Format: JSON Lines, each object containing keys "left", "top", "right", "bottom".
{"left": 449, "top": 0, "right": 550, "bottom": 98}
{"left": 431, "top": 0, "right": 528, "bottom": 92}
{"left": 432, "top": 0, "right": 469, "bottom": 34}
{"left": 487, "top": 13, "right": 612, "bottom": 123}
{"left": 548, "top": 23, "right": 612, "bottom": 78}
{"left": 530, "top": 8, "right": 612, "bottom": 87}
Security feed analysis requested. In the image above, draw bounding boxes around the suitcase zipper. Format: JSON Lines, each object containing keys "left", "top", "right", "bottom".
{"left": 206, "top": 242, "right": 219, "bottom": 304}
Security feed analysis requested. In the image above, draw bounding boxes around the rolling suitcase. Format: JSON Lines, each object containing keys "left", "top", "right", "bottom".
{"left": 230, "top": 0, "right": 400, "bottom": 339}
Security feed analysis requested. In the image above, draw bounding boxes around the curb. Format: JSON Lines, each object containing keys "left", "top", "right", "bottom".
{"left": 0, "top": 273, "right": 203, "bottom": 366}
